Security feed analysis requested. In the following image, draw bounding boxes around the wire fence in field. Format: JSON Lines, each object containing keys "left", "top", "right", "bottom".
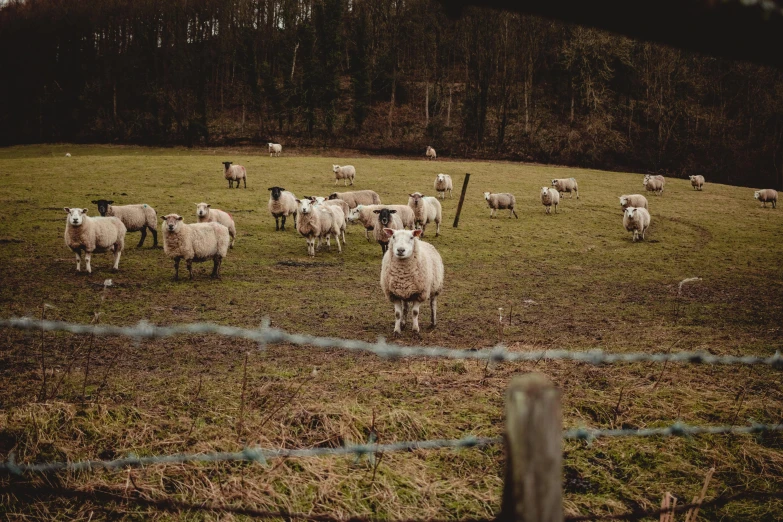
{"left": 2, "top": 316, "right": 782, "bottom": 367}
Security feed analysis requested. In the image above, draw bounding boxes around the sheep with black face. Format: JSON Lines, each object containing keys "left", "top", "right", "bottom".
{"left": 373, "top": 208, "right": 404, "bottom": 255}
{"left": 268, "top": 186, "right": 298, "bottom": 231}
{"left": 91, "top": 199, "right": 157, "bottom": 247}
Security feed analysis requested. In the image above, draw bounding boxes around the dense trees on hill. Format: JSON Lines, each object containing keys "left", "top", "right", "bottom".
{"left": 1, "top": 0, "right": 782, "bottom": 188}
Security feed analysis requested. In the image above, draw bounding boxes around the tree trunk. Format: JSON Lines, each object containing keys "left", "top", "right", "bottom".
{"left": 446, "top": 84, "right": 452, "bottom": 127}
{"left": 425, "top": 81, "right": 429, "bottom": 126}
{"left": 387, "top": 72, "right": 396, "bottom": 139}
{"left": 290, "top": 42, "right": 299, "bottom": 82}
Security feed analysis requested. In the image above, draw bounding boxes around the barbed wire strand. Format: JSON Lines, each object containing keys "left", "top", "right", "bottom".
{"left": 2, "top": 317, "right": 782, "bottom": 367}
{"left": 2, "top": 422, "right": 782, "bottom": 475}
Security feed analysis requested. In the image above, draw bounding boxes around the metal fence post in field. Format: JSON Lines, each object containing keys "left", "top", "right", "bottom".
{"left": 452, "top": 173, "right": 470, "bottom": 227}
{"left": 501, "top": 374, "right": 563, "bottom": 522}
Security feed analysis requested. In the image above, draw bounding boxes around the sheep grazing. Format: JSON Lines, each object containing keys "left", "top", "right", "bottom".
{"left": 91, "top": 199, "right": 158, "bottom": 248}
{"left": 162, "top": 214, "right": 230, "bottom": 280}
{"left": 196, "top": 203, "right": 236, "bottom": 248}
{"left": 623, "top": 207, "right": 651, "bottom": 242}
{"left": 483, "top": 192, "right": 518, "bottom": 219}
{"left": 689, "top": 175, "right": 705, "bottom": 191}
{"left": 754, "top": 189, "right": 778, "bottom": 208}
{"left": 643, "top": 174, "right": 665, "bottom": 196}
{"left": 63, "top": 208, "right": 126, "bottom": 273}
{"left": 328, "top": 190, "right": 381, "bottom": 208}
{"left": 551, "top": 178, "right": 579, "bottom": 199}
{"left": 540, "top": 187, "right": 560, "bottom": 214}
{"left": 268, "top": 143, "right": 283, "bottom": 157}
{"left": 65, "top": 153, "right": 71, "bottom": 157}
{"left": 380, "top": 229, "right": 444, "bottom": 334}
{"left": 332, "top": 165, "right": 356, "bottom": 186}
{"left": 619, "top": 194, "right": 649, "bottom": 211}
{"left": 426, "top": 146, "right": 437, "bottom": 160}
{"left": 268, "top": 186, "right": 298, "bottom": 231}
{"left": 433, "top": 174, "right": 453, "bottom": 199}
{"left": 296, "top": 198, "right": 343, "bottom": 257}
{"left": 373, "top": 208, "right": 404, "bottom": 255}
{"left": 223, "top": 161, "right": 247, "bottom": 189}
{"left": 408, "top": 192, "right": 442, "bottom": 236}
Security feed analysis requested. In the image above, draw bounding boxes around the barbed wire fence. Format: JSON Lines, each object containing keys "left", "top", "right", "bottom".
{"left": 1, "top": 316, "right": 782, "bottom": 521}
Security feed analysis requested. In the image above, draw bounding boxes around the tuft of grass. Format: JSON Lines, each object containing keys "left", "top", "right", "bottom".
{"left": 0, "top": 144, "right": 782, "bottom": 520}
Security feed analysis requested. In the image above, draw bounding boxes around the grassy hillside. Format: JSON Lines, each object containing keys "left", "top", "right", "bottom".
{"left": 1, "top": 144, "right": 782, "bottom": 520}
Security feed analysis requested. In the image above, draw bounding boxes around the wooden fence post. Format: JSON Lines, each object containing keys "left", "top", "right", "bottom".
{"left": 452, "top": 173, "right": 470, "bottom": 228}
{"left": 500, "top": 373, "right": 563, "bottom": 522}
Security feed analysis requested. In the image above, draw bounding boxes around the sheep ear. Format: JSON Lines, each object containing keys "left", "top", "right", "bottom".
{"left": 206, "top": 204, "right": 211, "bottom": 208}
{"left": 82, "top": 208, "right": 88, "bottom": 213}
{"left": 412, "top": 229, "right": 423, "bottom": 238}
{"left": 64, "top": 207, "right": 70, "bottom": 213}
{"left": 177, "top": 216, "right": 183, "bottom": 221}
{"left": 107, "top": 201, "right": 113, "bottom": 205}
{"left": 389, "top": 209, "right": 397, "bottom": 214}
{"left": 373, "top": 209, "right": 381, "bottom": 214}
{"left": 268, "top": 187, "right": 274, "bottom": 191}
{"left": 383, "top": 228, "right": 395, "bottom": 237}
{"left": 91, "top": 200, "right": 98, "bottom": 204}
{"left": 295, "top": 199, "right": 301, "bottom": 203}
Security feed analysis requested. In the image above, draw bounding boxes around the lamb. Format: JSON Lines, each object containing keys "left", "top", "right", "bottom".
{"left": 349, "top": 204, "right": 416, "bottom": 239}
{"left": 63, "top": 208, "right": 126, "bottom": 273}
{"left": 408, "top": 192, "right": 442, "bottom": 236}
{"left": 268, "top": 186, "right": 298, "bottom": 231}
{"left": 318, "top": 197, "right": 350, "bottom": 218}
{"left": 373, "top": 208, "right": 404, "bottom": 255}
{"left": 619, "top": 194, "right": 649, "bottom": 211}
{"left": 483, "top": 192, "right": 518, "bottom": 219}
{"left": 623, "top": 207, "right": 651, "bottom": 242}
{"left": 540, "top": 187, "right": 559, "bottom": 214}
{"left": 643, "top": 174, "right": 665, "bottom": 196}
{"left": 433, "top": 174, "right": 453, "bottom": 199}
{"left": 332, "top": 165, "right": 356, "bottom": 186}
{"left": 91, "top": 199, "right": 157, "bottom": 248}
{"left": 328, "top": 190, "right": 381, "bottom": 208}
{"left": 689, "top": 175, "right": 705, "bottom": 191}
{"left": 196, "top": 202, "right": 236, "bottom": 248}
{"left": 268, "top": 143, "right": 283, "bottom": 157}
{"left": 162, "top": 214, "right": 230, "bottom": 280}
{"left": 754, "top": 189, "right": 778, "bottom": 208}
{"left": 380, "top": 228, "right": 444, "bottom": 334}
{"left": 551, "top": 178, "right": 579, "bottom": 199}
{"left": 223, "top": 161, "right": 247, "bottom": 188}
{"left": 426, "top": 146, "right": 437, "bottom": 160}
{"left": 296, "top": 198, "right": 343, "bottom": 257}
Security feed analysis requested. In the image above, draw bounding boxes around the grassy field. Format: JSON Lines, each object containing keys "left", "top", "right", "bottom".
{"left": 1, "top": 144, "right": 782, "bottom": 520}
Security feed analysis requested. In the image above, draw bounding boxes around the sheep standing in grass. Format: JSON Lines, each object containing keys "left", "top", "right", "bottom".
{"left": 426, "top": 146, "right": 437, "bottom": 160}
{"left": 196, "top": 203, "right": 236, "bottom": 248}
{"left": 434, "top": 174, "right": 453, "bottom": 199}
{"left": 619, "top": 194, "right": 649, "bottom": 211}
{"left": 380, "top": 229, "right": 444, "bottom": 334}
{"left": 268, "top": 143, "right": 283, "bottom": 157}
{"left": 689, "top": 175, "right": 705, "bottom": 191}
{"left": 162, "top": 214, "right": 230, "bottom": 280}
{"left": 296, "top": 199, "right": 342, "bottom": 257}
{"left": 483, "top": 192, "right": 518, "bottom": 219}
{"left": 755, "top": 189, "right": 778, "bottom": 208}
{"left": 64, "top": 208, "right": 126, "bottom": 273}
{"left": 373, "top": 208, "right": 404, "bottom": 255}
{"left": 223, "top": 162, "right": 247, "bottom": 189}
{"left": 268, "top": 186, "right": 298, "bottom": 231}
{"left": 643, "top": 174, "right": 665, "bottom": 196}
{"left": 328, "top": 190, "right": 381, "bottom": 208}
{"left": 332, "top": 165, "right": 356, "bottom": 186}
{"left": 311, "top": 197, "right": 350, "bottom": 219}
{"left": 540, "top": 187, "right": 559, "bottom": 214}
{"left": 408, "top": 192, "right": 442, "bottom": 236}
{"left": 92, "top": 200, "right": 158, "bottom": 248}
{"left": 552, "top": 178, "right": 579, "bottom": 199}
{"left": 623, "top": 207, "right": 651, "bottom": 242}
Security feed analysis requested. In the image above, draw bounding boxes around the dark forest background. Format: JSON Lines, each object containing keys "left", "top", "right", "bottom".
{"left": 2, "top": 0, "right": 783, "bottom": 188}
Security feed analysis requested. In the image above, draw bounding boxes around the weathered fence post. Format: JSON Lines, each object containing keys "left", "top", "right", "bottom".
{"left": 452, "top": 173, "right": 470, "bottom": 228}
{"left": 500, "top": 373, "right": 563, "bottom": 522}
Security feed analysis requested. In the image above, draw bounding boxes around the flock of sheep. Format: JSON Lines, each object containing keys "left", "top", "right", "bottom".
{"left": 61, "top": 145, "right": 780, "bottom": 333}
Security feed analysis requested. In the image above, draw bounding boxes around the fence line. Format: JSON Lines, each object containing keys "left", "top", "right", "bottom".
{"left": 2, "top": 316, "right": 782, "bottom": 367}
{"left": 2, "top": 422, "right": 781, "bottom": 475}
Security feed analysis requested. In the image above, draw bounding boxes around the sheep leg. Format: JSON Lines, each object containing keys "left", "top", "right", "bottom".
{"left": 430, "top": 296, "right": 437, "bottom": 328}
{"left": 112, "top": 248, "right": 121, "bottom": 270}
{"left": 325, "top": 235, "right": 331, "bottom": 251}
{"left": 151, "top": 229, "right": 158, "bottom": 247}
{"left": 211, "top": 257, "right": 222, "bottom": 279}
{"left": 555, "top": 204, "right": 558, "bottom": 214}
{"left": 435, "top": 221, "right": 440, "bottom": 236}
{"left": 173, "top": 258, "right": 180, "bottom": 280}
{"left": 274, "top": 216, "right": 280, "bottom": 231}
{"left": 335, "top": 179, "right": 339, "bottom": 185}
{"left": 365, "top": 228, "right": 371, "bottom": 242}
{"left": 411, "top": 302, "right": 421, "bottom": 333}
{"left": 402, "top": 301, "right": 409, "bottom": 327}
{"left": 334, "top": 232, "right": 342, "bottom": 253}
{"left": 393, "top": 300, "right": 405, "bottom": 334}
{"left": 350, "top": 177, "right": 353, "bottom": 186}
{"left": 341, "top": 228, "right": 346, "bottom": 244}
{"left": 187, "top": 260, "right": 194, "bottom": 279}
{"left": 74, "top": 251, "right": 82, "bottom": 272}
{"left": 511, "top": 208, "right": 518, "bottom": 219}
{"left": 137, "top": 227, "right": 147, "bottom": 248}
{"left": 281, "top": 216, "right": 286, "bottom": 231}
{"left": 243, "top": 178, "right": 246, "bottom": 188}
{"left": 228, "top": 180, "right": 232, "bottom": 189}
{"left": 84, "top": 252, "right": 92, "bottom": 274}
